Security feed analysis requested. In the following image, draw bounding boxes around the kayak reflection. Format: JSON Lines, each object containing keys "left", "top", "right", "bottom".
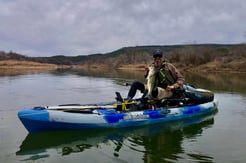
{"left": 16, "top": 111, "right": 217, "bottom": 162}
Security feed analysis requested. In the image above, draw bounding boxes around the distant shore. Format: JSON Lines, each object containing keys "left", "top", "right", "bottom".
{"left": 0, "top": 60, "right": 72, "bottom": 69}
{"left": 1, "top": 60, "right": 246, "bottom": 74}
{"left": 73, "top": 62, "right": 246, "bottom": 73}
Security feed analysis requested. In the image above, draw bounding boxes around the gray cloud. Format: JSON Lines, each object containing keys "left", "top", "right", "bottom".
{"left": 0, "top": 0, "right": 245, "bottom": 56}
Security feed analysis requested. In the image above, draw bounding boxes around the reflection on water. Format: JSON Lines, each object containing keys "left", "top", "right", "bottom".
{"left": 0, "top": 68, "right": 54, "bottom": 77}
{"left": 31, "top": 68, "right": 246, "bottom": 94}
{"left": 2, "top": 68, "right": 246, "bottom": 95}
{"left": 184, "top": 72, "right": 246, "bottom": 94}
{"left": 53, "top": 68, "right": 147, "bottom": 83}
{"left": 16, "top": 111, "right": 217, "bottom": 162}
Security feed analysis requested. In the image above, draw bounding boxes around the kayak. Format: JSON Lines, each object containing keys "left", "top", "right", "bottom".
{"left": 18, "top": 86, "right": 218, "bottom": 133}
{"left": 17, "top": 111, "right": 216, "bottom": 155}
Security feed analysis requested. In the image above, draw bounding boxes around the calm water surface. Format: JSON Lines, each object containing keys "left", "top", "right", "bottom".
{"left": 0, "top": 69, "right": 246, "bottom": 163}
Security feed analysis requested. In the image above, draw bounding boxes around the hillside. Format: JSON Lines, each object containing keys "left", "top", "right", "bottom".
{"left": 1, "top": 44, "right": 246, "bottom": 72}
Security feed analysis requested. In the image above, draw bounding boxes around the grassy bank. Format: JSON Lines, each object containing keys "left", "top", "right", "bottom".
{"left": 0, "top": 60, "right": 71, "bottom": 69}
{"left": 1, "top": 58, "right": 246, "bottom": 74}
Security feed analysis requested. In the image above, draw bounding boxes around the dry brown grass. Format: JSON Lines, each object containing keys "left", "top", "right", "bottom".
{"left": 183, "top": 58, "right": 246, "bottom": 73}
{"left": 117, "top": 64, "right": 148, "bottom": 70}
{"left": 73, "top": 64, "right": 112, "bottom": 70}
{"left": 1, "top": 58, "right": 246, "bottom": 74}
{"left": 0, "top": 60, "right": 74, "bottom": 76}
{"left": 0, "top": 60, "right": 71, "bottom": 69}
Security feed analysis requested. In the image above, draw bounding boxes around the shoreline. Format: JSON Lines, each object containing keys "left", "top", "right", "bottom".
{"left": 1, "top": 60, "right": 246, "bottom": 74}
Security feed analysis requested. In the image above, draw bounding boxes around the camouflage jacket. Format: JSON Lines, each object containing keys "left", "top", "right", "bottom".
{"left": 146, "top": 61, "right": 185, "bottom": 89}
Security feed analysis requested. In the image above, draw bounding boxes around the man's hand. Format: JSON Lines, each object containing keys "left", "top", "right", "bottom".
{"left": 145, "top": 66, "right": 149, "bottom": 71}
{"left": 166, "top": 85, "right": 175, "bottom": 91}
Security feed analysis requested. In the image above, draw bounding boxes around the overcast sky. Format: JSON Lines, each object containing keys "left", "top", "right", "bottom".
{"left": 0, "top": 0, "right": 245, "bottom": 57}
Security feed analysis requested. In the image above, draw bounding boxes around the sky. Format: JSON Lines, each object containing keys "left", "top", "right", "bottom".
{"left": 0, "top": 0, "right": 245, "bottom": 57}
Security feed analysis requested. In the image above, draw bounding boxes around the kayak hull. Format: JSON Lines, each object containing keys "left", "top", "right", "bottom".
{"left": 18, "top": 100, "right": 218, "bottom": 133}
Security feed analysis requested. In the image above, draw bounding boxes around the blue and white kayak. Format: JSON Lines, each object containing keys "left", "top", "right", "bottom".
{"left": 18, "top": 97, "right": 218, "bottom": 133}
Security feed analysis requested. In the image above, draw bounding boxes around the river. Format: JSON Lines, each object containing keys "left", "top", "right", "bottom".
{"left": 0, "top": 69, "right": 246, "bottom": 163}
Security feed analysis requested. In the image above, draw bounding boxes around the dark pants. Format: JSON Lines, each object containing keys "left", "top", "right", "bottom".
{"left": 127, "top": 81, "right": 145, "bottom": 99}
{"left": 127, "top": 81, "right": 158, "bottom": 100}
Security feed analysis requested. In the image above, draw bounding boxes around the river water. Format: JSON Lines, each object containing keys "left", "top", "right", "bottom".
{"left": 0, "top": 69, "right": 246, "bottom": 163}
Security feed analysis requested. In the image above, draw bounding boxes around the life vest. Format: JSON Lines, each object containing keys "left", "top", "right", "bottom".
{"left": 153, "top": 61, "right": 176, "bottom": 88}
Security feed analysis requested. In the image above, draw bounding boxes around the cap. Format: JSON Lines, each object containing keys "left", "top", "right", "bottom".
{"left": 152, "top": 49, "right": 163, "bottom": 58}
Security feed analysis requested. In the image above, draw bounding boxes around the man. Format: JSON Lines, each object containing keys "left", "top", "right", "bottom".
{"left": 126, "top": 48, "right": 185, "bottom": 102}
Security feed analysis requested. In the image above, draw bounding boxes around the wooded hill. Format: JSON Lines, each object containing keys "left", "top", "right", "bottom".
{"left": 1, "top": 44, "right": 246, "bottom": 72}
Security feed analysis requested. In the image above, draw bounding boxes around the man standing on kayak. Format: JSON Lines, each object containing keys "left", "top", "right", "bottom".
{"left": 126, "top": 48, "right": 185, "bottom": 102}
